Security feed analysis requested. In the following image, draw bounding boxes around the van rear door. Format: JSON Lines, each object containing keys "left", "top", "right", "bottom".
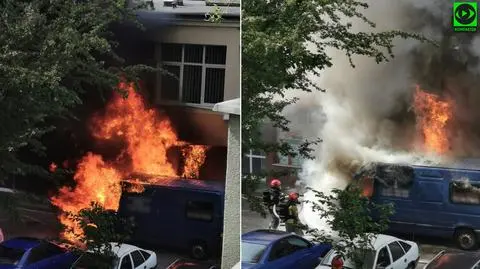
{"left": 183, "top": 192, "right": 224, "bottom": 256}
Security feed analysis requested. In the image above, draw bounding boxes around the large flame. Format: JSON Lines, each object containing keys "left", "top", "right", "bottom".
{"left": 413, "top": 85, "right": 453, "bottom": 155}
{"left": 51, "top": 81, "right": 208, "bottom": 245}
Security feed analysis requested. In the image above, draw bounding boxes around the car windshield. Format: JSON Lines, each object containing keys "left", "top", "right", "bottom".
{"left": 0, "top": 245, "right": 25, "bottom": 265}
{"left": 241, "top": 242, "right": 267, "bottom": 264}
{"left": 71, "top": 253, "right": 116, "bottom": 269}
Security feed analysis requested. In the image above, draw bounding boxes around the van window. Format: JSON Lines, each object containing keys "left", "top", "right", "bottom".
{"left": 379, "top": 186, "right": 410, "bottom": 198}
{"left": 450, "top": 181, "right": 480, "bottom": 205}
{"left": 125, "top": 196, "right": 152, "bottom": 214}
{"left": 376, "top": 164, "right": 413, "bottom": 198}
{"left": 186, "top": 201, "right": 214, "bottom": 222}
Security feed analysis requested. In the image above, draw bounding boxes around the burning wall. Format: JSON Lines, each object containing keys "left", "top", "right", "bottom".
{"left": 50, "top": 81, "right": 209, "bottom": 244}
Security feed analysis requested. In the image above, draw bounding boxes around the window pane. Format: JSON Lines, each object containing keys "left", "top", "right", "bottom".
{"left": 252, "top": 158, "right": 265, "bottom": 174}
{"left": 241, "top": 242, "right": 267, "bottom": 264}
{"left": 252, "top": 150, "right": 265, "bottom": 156}
{"left": 269, "top": 239, "right": 295, "bottom": 261}
{"left": 399, "top": 241, "right": 412, "bottom": 252}
{"left": 380, "top": 187, "right": 410, "bottom": 198}
{"left": 161, "top": 44, "right": 182, "bottom": 62}
{"left": 184, "top": 45, "right": 203, "bottom": 63}
{"left": 376, "top": 247, "right": 391, "bottom": 267}
{"left": 131, "top": 251, "right": 145, "bottom": 267}
{"left": 120, "top": 255, "right": 133, "bottom": 269}
{"left": 186, "top": 201, "right": 214, "bottom": 222}
{"left": 286, "top": 236, "right": 309, "bottom": 250}
{"left": 206, "top": 45, "right": 227, "bottom": 64}
{"left": 451, "top": 181, "right": 480, "bottom": 204}
{"left": 139, "top": 250, "right": 151, "bottom": 260}
{"left": 204, "top": 68, "right": 225, "bottom": 104}
{"left": 388, "top": 242, "right": 405, "bottom": 262}
{"left": 242, "top": 156, "right": 250, "bottom": 174}
{"left": 161, "top": 65, "right": 180, "bottom": 101}
{"left": 182, "top": 65, "right": 202, "bottom": 103}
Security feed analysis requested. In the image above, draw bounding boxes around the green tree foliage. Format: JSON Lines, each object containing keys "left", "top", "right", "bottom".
{"left": 307, "top": 186, "right": 394, "bottom": 267}
{"left": 242, "top": 0, "right": 429, "bottom": 157}
{"left": 242, "top": 0, "right": 431, "bottom": 263}
{"left": 65, "top": 202, "right": 134, "bottom": 269}
{"left": 0, "top": 0, "right": 151, "bottom": 181}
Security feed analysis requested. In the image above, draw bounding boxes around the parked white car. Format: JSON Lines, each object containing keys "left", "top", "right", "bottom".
{"left": 316, "top": 234, "right": 419, "bottom": 269}
{"left": 71, "top": 243, "right": 157, "bottom": 269}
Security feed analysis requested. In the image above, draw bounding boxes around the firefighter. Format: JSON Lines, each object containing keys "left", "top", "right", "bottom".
{"left": 266, "top": 179, "right": 282, "bottom": 230}
{"left": 285, "top": 192, "right": 303, "bottom": 235}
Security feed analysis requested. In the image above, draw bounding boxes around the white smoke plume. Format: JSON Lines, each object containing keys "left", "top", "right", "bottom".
{"left": 285, "top": 0, "right": 480, "bottom": 230}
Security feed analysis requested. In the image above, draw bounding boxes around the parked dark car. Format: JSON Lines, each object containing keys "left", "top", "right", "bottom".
{"left": 241, "top": 229, "right": 331, "bottom": 269}
{"left": 0, "top": 237, "right": 76, "bottom": 269}
{"left": 423, "top": 249, "right": 480, "bottom": 269}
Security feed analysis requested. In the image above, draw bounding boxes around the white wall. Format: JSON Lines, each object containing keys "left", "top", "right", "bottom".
{"left": 221, "top": 114, "right": 240, "bottom": 268}
{"left": 153, "top": 22, "right": 240, "bottom": 103}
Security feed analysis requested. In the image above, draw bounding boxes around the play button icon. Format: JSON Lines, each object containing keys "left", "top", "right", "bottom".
{"left": 455, "top": 3, "right": 477, "bottom": 25}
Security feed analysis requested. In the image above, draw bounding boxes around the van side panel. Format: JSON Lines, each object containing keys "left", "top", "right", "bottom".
{"left": 444, "top": 170, "right": 480, "bottom": 236}
{"left": 373, "top": 181, "right": 416, "bottom": 233}
{"left": 372, "top": 165, "right": 480, "bottom": 239}
{"left": 119, "top": 186, "right": 224, "bottom": 256}
{"left": 410, "top": 169, "right": 451, "bottom": 237}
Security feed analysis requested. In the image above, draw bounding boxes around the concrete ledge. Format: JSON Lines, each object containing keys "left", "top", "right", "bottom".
{"left": 212, "top": 98, "right": 240, "bottom": 115}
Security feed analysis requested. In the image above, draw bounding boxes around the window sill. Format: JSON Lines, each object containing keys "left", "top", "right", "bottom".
{"left": 271, "top": 163, "right": 302, "bottom": 169}
{"left": 156, "top": 101, "right": 216, "bottom": 110}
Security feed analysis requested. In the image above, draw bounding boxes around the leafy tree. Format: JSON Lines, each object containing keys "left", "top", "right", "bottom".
{"left": 242, "top": 0, "right": 431, "bottom": 264}
{"left": 242, "top": 0, "right": 429, "bottom": 157}
{"left": 307, "top": 186, "right": 394, "bottom": 268}
{"left": 0, "top": 0, "right": 151, "bottom": 182}
{"left": 64, "top": 202, "right": 134, "bottom": 269}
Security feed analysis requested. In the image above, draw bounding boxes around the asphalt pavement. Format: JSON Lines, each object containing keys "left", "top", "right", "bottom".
{"left": 241, "top": 197, "right": 457, "bottom": 269}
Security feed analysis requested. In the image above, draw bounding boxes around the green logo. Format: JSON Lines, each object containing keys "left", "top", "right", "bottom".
{"left": 453, "top": 2, "right": 478, "bottom": 32}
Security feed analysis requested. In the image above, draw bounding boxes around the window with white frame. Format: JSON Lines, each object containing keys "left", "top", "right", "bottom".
{"left": 276, "top": 137, "right": 303, "bottom": 167}
{"left": 159, "top": 43, "right": 227, "bottom": 105}
{"left": 242, "top": 150, "right": 266, "bottom": 175}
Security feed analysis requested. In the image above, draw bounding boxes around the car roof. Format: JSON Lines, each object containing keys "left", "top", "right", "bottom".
{"left": 242, "top": 230, "right": 294, "bottom": 245}
{"left": 371, "top": 234, "right": 400, "bottom": 249}
{"left": 1, "top": 237, "right": 43, "bottom": 250}
{"left": 109, "top": 243, "right": 140, "bottom": 257}
{"left": 425, "top": 250, "right": 480, "bottom": 269}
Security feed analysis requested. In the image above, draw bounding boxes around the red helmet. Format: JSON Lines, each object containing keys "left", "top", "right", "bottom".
{"left": 331, "top": 255, "right": 344, "bottom": 269}
{"left": 288, "top": 192, "right": 299, "bottom": 201}
{"left": 270, "top": 179, "right": 281, "bottom": 187}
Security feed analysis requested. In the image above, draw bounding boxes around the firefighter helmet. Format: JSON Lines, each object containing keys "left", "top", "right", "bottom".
{"left": 270, "top": 179, "right": 281, "bottom": 188}
{"left": 288, "top": 192, "right": 299, "bottom": 201}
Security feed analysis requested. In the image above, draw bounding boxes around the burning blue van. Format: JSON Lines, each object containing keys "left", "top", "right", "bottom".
{"left": 117, "top": 175, "right": 225, "bottom": 259}
{"left": 355, "top": 161, "right": 480, "bottom": 250}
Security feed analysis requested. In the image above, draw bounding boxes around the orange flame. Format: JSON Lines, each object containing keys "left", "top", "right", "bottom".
{"left": 182, "top": 145, "right": 209, "bottom": 179}
{"left": 413, "top": 85, "right": 453, "bottom": 154}
{"left": 50, "top": 80, "right": 208, "bottom": 245}
{"left": 125, "top": 178, "right": 146, "bottom": 193}
{"left": 49, "top": 162, "right": 58, "bottom": 173}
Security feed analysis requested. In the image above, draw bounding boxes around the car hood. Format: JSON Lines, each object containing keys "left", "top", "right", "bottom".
{"left": 0, "top": 265, "right": 16, "bottom": 269}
